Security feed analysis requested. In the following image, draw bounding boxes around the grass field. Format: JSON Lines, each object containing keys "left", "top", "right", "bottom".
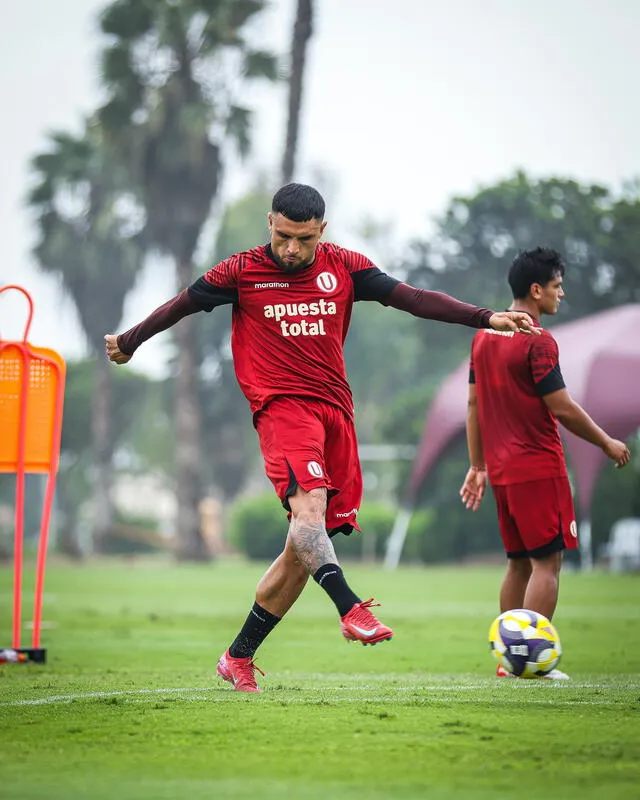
{"left": 1, "top": 558, "right": 639, "bottom": 799}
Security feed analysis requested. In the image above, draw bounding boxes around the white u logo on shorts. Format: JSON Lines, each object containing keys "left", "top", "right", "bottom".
{"left": 316, "top": 272, "right": 338, "bottom": 293}
{"left": 307, "top": 461, "right": 323, "bottom": 478}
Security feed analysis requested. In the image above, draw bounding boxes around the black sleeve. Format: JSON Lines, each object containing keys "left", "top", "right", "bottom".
{"left": 351, "top": 267, "right": 401, "bottom": 303}
{"left": 535, "top": 364, "right": 566, "bottom": 396}
{"left": 188, "top": 276, "right": 239, "bottom": 311}
{"left": 529, "top": 335, "right": 566, "bottom": 396}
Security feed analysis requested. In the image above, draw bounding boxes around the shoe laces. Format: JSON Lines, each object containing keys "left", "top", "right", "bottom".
{"left": 348, "top": 597, "right": 382, "bottom": 626}
{"left": 233, "top": 658, "right": 265, "bottom": 688}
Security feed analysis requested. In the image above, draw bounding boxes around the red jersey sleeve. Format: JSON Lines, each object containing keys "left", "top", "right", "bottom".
{"left": 334, "top": 246, "right": 377, "bottom": 275}
{"left": 529, "top": 332, "right": 566, "bottom": 396}
{"left": 204, "top": 254, "right": 242, "bottom": 287}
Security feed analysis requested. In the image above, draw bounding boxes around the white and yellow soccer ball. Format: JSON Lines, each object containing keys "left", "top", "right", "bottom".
{"left": 489, "top": 609, "right": 562, "bottom": 678}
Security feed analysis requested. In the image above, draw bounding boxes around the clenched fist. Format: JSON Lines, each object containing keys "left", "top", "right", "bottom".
{"left": 104, "top": 334, "right": 131, "bottom": 365}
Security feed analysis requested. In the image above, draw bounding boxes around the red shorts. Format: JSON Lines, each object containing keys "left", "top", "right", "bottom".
{"left": 492, "top": 476, "right": 578, "bottom": 559}
{"left": 254, "top": 396, "right": 362, "bottom": 534}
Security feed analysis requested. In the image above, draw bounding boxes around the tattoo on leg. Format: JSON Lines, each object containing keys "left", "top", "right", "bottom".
{"left": 290, "top": 517, "right": 337, "bottom": 575}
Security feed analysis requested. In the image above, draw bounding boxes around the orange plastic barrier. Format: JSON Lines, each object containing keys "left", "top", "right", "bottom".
{"left": 0, "top": 285, "right": 66, "bottom": 664}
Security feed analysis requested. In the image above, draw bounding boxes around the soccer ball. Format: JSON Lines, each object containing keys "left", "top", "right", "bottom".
{"left": 489, "top": 609, "right": 562, "bottom": 678}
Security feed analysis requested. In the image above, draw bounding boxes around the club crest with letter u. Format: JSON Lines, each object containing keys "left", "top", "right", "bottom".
{"left": 316, "top": 272, "right": 338, "bottom": 293}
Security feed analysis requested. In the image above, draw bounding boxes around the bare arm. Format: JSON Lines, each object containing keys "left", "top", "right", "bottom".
{"left": 460, "top": 383, "right": 488, "bottom": 511}
{"left": 544, "top": 388, "right": 631, "bottom": 467}
{"left": 466, "top": 384, "right": 485, "bottom": 468}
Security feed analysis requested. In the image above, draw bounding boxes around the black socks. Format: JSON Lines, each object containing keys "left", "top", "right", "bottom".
{"left": 313, "top": 563, "right": 360, "bottom": 617}
{"left": 228, "top": 566, "right": 360, "bottom": 659}
{"left": 228, "top": 602, "right": 281, "bottom": 659}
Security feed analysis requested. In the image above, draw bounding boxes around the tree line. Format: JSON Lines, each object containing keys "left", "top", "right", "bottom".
{"left": 4, "top": 0, "right": 638, "bottom": 562}
{"left": 17, "top": 0, "right": 314, "bottom": 559}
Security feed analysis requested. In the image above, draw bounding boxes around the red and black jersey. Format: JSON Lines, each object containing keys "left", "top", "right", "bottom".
{"left": 188, "top": 243, "right": 393, "bottom": 418}
{"left": 470, "top": 321, "right": 567, "bottom": 485}
{"left": 117, "top": 242, "right": 496, "bottom": 419}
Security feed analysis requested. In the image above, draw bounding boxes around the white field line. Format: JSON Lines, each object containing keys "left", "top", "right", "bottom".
{"left": 0, "top": 681, "right": 636, "bottom": 708}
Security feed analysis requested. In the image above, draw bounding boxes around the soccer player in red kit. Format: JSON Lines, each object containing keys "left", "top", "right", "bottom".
{"left": 106, "top": 183, "right": 538, "bottom": 692}
{"left": 459, "top": 247, "right": 631, "bottom": 679}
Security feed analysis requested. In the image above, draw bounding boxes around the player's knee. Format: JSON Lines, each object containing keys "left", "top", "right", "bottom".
{"left": 289, "top": 486, "right": 327, "bottom": 525}
{"left": 292, "top": 507, "right": 325, "bottom": 530}
{"left": 508, "top": 558, "right": 532, "bottom": 578}
{"left": 531, "top": 551, "right": 562, "bottom": 576}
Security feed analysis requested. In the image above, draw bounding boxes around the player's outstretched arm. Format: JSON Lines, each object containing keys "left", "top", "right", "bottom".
{"left": 347, "top": 258, "right": 537, "bottom": 333}
{"left": 543, "top": 388, "right": 631, "bottom": 468}
{"left": 460, "top": 384, "right": 488, "bottom": 511}
{"left": 104, "top": 289, "right": 202, "bottom": 365}
{"left": 383, "top": 284, "right": 538, "bottom": 334}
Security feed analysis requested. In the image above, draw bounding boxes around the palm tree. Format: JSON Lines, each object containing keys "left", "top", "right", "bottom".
{"left": 198, "top": 189, "right": 272, "bottom": 503}
{"left": 282, "top": 0, "right": 314, "bottom": 183}
{"left": 29, "top": 123, "right": 145, "bottom": 553}
{"left": 97, "top": 0, "right": 279, "bottom": 560}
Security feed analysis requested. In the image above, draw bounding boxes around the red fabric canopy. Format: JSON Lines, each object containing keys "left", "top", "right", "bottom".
{"left": 407, "top": 304, "right": 640, "bottom": 517}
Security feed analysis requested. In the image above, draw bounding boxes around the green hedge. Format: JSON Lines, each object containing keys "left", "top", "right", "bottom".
{"left": 227, "top": 493, "right": 289, "bottom": 560}
{"left": 227, "top": 493, "right": 434, "bottom": 563}
{"left": 334, "top": 504, "right": 433, "bottom": 563}
{"left": 105, "top": 510, "right": 167, "bottom": 555}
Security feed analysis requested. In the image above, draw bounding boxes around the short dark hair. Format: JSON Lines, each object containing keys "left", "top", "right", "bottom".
{"left": 271, "top": 183, "right": 325, "bottom": 222}
{"left": 508, "top": 247, "right": 565, "bottom": 299}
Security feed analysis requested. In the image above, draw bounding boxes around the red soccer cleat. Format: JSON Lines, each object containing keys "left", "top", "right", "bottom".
{"left": 496, "top": 664, "right": 517, "bottom": 678}
{"left": 340, "top": 598, "right": 393, "bottom": 645}
{"left": 216, "top": 649, "right": 265, "bottom": 693}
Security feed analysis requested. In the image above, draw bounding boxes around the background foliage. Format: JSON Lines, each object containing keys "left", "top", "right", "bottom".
{"left": 7, "top": 1, "right": 639, "bottom": 564}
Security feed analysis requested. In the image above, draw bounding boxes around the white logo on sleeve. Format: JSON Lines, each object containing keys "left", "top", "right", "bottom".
{"left": 307, "top": 461, "right": 323, "bottom": 478}
{"left": 316, "top": 272, "right": 338, "bottom": 293}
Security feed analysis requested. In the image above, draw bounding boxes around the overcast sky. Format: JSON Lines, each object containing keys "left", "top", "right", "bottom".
{"left": 2, "top": 0, "right": 639, "bottom": 375}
